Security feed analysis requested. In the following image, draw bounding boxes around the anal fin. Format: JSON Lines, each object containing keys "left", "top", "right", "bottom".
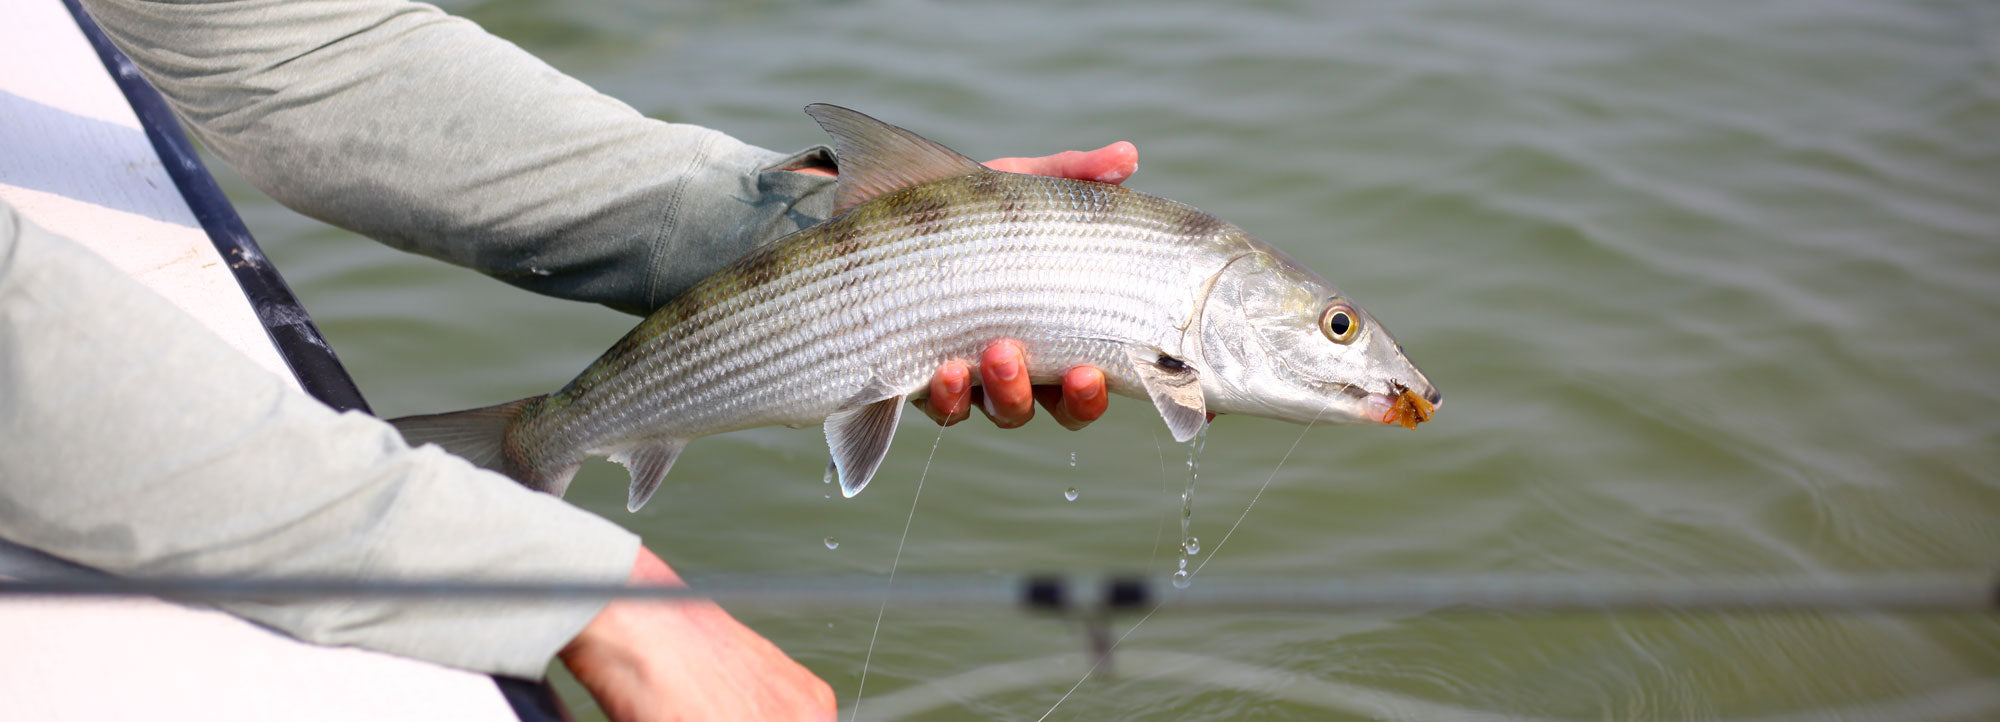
{"left": 824, "top": 395, "right": 906, "bottom": 498}
{"left": 609, "top": 439, "right": 688, "bottom": 512}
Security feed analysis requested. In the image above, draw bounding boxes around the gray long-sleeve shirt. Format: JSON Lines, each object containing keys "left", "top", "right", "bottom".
{"left": 0, "top": 0, "right": 835, "bottom": 676}
{"left": 0, "top": 202, "right": 639, "bottom": 677}
{"left": 81, "top": 0, "right": 836, "bottom": 315}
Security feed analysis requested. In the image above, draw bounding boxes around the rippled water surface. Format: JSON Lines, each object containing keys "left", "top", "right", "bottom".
{"left": 213, "top": 0, "right": 1999, "bottom": 719}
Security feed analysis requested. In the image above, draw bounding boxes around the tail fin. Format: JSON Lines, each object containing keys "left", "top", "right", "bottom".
{"left": 390, "top": 397, "right": 580, "bottom": 496}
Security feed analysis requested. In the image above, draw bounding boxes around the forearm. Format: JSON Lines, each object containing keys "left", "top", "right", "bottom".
{"left": 79, "top": 0, "right": 836, "bottom": 314}
{"left": 0, "top": 203, "right": 639, "bottom": 677}
{"left": 561, "top": 548, "right": 837, "bottom": 722}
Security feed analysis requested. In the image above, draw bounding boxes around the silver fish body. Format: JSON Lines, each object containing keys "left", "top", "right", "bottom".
{"left": 392, "top": 105, "right": 1438, "bottom": 511}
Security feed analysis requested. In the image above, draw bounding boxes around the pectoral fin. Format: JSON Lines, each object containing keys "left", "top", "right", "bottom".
{"left": 609, "top": 439, "right": 687, "bottom": 512}
{"left": 824, "top": 394, "right": 906, "bottom": 498}
{"left": 1127, "top": 347, "right": 1208, "bottom": 443}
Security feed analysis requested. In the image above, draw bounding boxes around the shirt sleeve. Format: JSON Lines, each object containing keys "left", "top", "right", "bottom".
{"left": 78, "top": 0, "right": 838, "bottom": 315}
{"left": 0, "top": 201, "right": 641, "bottom": 678}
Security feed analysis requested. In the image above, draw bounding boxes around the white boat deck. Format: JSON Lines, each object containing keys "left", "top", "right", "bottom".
{"left": 0, "top": 2, "right": 528, "bottom": 719}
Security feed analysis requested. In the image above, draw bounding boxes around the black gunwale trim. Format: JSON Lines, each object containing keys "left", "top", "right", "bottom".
{"left": 59, "top": 2, "right": 565, "bottom": 719}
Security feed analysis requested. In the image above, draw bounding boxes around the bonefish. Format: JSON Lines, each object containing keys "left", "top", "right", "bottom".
{"left": 392, "top": 104, "right": 1440, "bottom": 511}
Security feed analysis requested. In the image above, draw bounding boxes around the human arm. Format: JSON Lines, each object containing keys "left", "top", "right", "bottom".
{"left": 0, "top": 201, "right": 835, "bottom": 717}
{"left": 0, "top": 200, "right": 639, "bottom": 676}
{"left": 79, "top": 0, "right": 827, "bottom": 315}
{"left": 81, "top": 0, "right": 1120, "bottom": 432}
{"left": 561, "top": 548, "right": 836, "bottom": 722}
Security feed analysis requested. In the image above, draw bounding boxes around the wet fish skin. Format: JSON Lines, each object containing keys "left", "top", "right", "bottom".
{"left": 391, "top": 104, "right": 1438, "bottom": 511}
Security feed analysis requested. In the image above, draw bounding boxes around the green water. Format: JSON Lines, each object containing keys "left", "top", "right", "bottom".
{"left": 213, "top": 0, "right": 2000, "bottom": 719}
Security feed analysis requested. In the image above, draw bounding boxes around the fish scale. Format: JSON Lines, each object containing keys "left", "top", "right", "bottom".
{"left": 391, "top": 104, "right": 1438, "bottom": 510}
{"left": 582, "top": 210, "right": 1201, "bottom": 434}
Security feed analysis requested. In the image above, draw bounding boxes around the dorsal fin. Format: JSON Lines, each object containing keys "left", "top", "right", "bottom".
{"left": 804, "top": 104, "right": 987, "bottom": 214}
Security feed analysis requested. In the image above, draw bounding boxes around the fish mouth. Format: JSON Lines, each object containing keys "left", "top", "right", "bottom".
{"left": 1316, "top": 380, "right": 1436, "bottom": 429}
{"left": 1367, "top": 381, "right": 1439, "bottom": 430}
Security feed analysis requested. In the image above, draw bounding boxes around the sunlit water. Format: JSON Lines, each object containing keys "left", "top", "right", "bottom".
{"left": 210, "top": 0, "right": 1999, "bottom": 719}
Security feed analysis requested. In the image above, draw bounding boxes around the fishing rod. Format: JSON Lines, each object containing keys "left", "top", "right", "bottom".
{"left": 12, "top": 571, "right": 1988, "bottom": 669}
{"left": 5, "top": 572, "right": 1993, "bottom": 614}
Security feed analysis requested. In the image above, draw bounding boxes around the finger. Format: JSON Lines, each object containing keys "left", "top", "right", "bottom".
{"left": 919, "top": 360, "right": 974, "bottom": 426}
{"left": 1034, "top": 366, "right": 1108, "bottom": 431}
{"left": 983, "top": 141, "right": 1139, "bottom": 185}
{"left": 1064, "top": 366, "right": 1109, "bottom": 423}
{"left": 977, "top": 340, "right": 1034, "bottom": 428}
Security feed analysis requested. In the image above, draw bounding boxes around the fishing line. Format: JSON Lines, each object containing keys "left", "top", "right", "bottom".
{"left": 1039, "top": 412, "right": 1322, "bottom": 721}
{"left": 1035, "top": 432, "right": 1183, "bottom": 721}
{"left": 849, "top": 420, "right": 949, "bottom": 721}
{"left": 1191, "top": 411, "right": 1321, "bottom": 579}
{"left": 1144, "top": 432, "right": 1169, "bottom": 578}
{"left": 8, "top": 573, "right": 1988, "bottom": 609}
{"left": 864, "top": 650, "right": 2000, "bottom": 722}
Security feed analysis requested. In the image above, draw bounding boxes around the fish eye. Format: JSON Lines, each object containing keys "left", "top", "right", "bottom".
{"left": 1320, "top": 302, "right": 1361, "bottom": 344}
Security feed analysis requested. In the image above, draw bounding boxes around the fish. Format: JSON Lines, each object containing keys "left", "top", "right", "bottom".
{"left": 391, "top": 104, "right": 1440, "bottom": 512}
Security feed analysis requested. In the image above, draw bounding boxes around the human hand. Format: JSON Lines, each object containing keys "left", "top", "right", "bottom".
{"left": 788, "top": 141, "right": 1138, "bottom": 185}
{"left": 797, "top": 143, "right": 1132, "bottom": 431}
{"left": 560, "top": 548, "right": 835, "bottom": 722}
{"left": 927, "top": 144, "right": 1132, "bottom": 430}
{"left": 918, "top": 341, "right": 1108, "bottom": 430}
{"left": 981, "top": 141, "right": 1139, "bottom": 184}
{"left": 942, "top": 143, "right": 1135, "bottom": 430}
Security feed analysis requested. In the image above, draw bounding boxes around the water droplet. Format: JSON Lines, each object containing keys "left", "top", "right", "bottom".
{"left": 1172, "top": 569, "right": 1191, "bottom": 589}
{"left": 823, "top": 537, "right": 839, "bottom": 550}
{"left": 528, "top": 266, "right": 552, "bottom": 276}
{"left": 1182, "top": 536, "right": 1201, "bottom": 555}
{"left": 1177, "top": 557, "right": 1187, "bottom": 570}
{"left": 1178, "top": 425, "right": 1209, "bottom": 573}
{"left": 1068, "top": 451, "right": 1078, "bottom": 467}
{"left": 1064, "top": 487, "right": 1079, "bottom": 501}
